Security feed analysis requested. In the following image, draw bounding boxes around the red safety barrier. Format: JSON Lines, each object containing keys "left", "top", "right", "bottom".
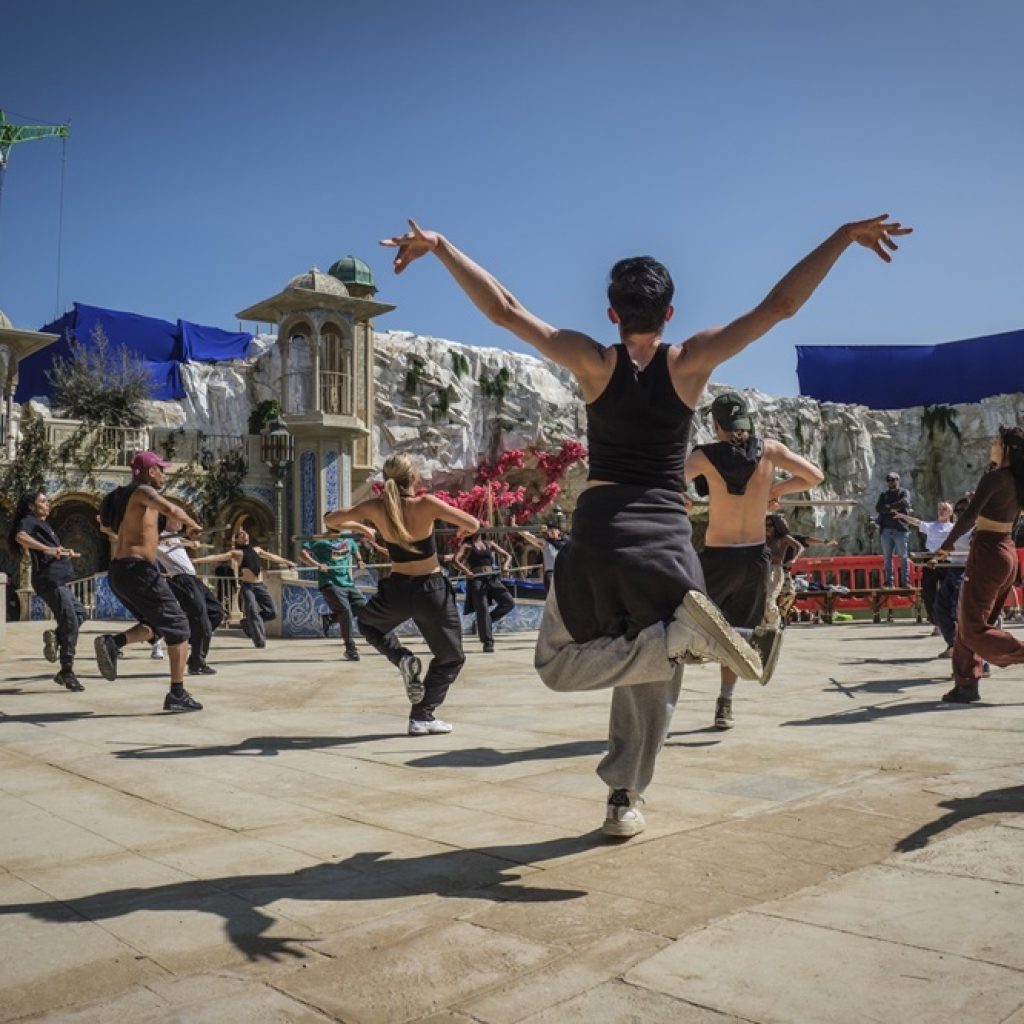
{"left": 789, "top": 548, "right": 1024, "bottom": 617}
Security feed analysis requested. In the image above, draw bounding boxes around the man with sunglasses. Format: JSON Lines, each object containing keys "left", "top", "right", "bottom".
{"left": 876, "top": 471, "right": 912, "bottom": 589}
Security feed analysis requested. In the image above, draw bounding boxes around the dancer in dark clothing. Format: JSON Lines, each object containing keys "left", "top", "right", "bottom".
{"left": 452, "top": 532, "right": 515, "bottom": 652}
{"left": 382, "top": 211, "right": 910, "bottom": 836}
{"left": 935, "top": 427, "right": 1024, "bottom": 702}
{"left": 93, "top": 452, "right": 205, "bottom": 711}
{"left": 325, "top": 453, "right": 480, "bottom": 734}
{"left": 686, "top": 393, "right": 823, "bottom": 730}
{"left": 10, "top": 491, "right": 86, "bottom": 690}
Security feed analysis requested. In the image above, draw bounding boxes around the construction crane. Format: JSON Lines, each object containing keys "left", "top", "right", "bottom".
{"left": 0, "top": 108, "right": 70, "bottom": 212}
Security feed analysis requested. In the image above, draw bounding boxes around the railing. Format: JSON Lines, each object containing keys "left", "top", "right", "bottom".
{"left": 69, "top": 574, "right": 97, "bottom": 616}
{"left": 46, "top": 420, "right": 148, "bottom": 467}
{"left": 150, "top": 428, "right": 246, "bottom": 464}
{"left": 320, "top": 370, "right": 353, "bottom": 416}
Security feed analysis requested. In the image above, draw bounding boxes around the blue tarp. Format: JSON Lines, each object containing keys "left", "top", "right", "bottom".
{"left": 796, "top": 328, "right": 1024, "bottom": 409}
{"left": 16, "top": 302, "right": 252, "bottom": 404}
{"left": 179, "top": 319, "right": 251, "bottom": 362}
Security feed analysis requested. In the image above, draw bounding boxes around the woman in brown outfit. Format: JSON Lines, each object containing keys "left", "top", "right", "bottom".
{"left": 936, "top": 426, "right": 1024, "bottom": 703}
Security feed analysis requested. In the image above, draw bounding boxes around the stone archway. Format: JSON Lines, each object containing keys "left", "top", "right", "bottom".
{"left": 49, "top": 493, "right": 106, "bottom": 579}
{"left": 218, "top": 497, "right": 275, "bottom": 550}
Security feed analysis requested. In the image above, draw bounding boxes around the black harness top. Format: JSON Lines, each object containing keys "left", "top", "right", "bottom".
{"left": 692, "top": 437, "right": 765, "bottom": 496}
{"left": 586, "top": 343, "right": 693, "bottom": 491}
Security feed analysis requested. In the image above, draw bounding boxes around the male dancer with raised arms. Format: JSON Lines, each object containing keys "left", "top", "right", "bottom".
{"left": 382, "top": 213, "right": 910, "bottom": 836}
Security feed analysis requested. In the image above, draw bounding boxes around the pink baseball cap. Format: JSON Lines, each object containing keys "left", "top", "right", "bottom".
{"left": 131, "top": 450, "right": 172, "bottom": 477}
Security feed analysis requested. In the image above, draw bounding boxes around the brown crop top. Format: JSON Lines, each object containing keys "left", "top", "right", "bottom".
{"left": 942, "top": 467, "right": 1022, "bottom": 550}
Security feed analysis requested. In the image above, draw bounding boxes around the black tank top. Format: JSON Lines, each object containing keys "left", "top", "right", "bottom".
{"left": 586, "top": 343, "right": 693, "bottom": 490}
{"left": 466, "top": 543, "right": 495, "bottom": 570}
{"left": 236, "top": 544, "right": 262, "bottom": 576}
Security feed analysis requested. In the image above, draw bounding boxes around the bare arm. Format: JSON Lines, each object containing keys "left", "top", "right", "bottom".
{"left": 423, "top": 494, "right": 481, "bottom": 535}
{"left": 381, "top": 221, "right": 607, "bottom": 383}
{"left": 255, "top": 547, "right": 295, "bottom": 568}
{"left": 491, "top": 542, "right": 513, "bottom": 571}
{"left": 134, "top": 485, "right": 201, "bottom": 531}
{"left": 767, "top": 441, "right": 825, "bottom": 504}
{"left": 784, "top": 536, "right": 806, "bottom": 562}
{"left": 299, "top": 549, "right": 326, "bottom": 571}
{"left": 451, "top": 543, "right": 472, "bottom": 578}
{"left": 15, "top": 531, "right": 77, "bottom": 559}
{"left": 324, "top": 499, "right": 384, "bottom": 534}
{"left": 191, "top": 551, "right": 240, "bottom": 567}
{"left": 518, "top": 531, "right": 543, "bottom": 551}
{"left": 681, "top": 216, "right": 911, "bottom": 378}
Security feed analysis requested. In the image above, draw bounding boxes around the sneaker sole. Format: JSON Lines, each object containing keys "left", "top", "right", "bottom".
{"left": 43, "top": 632, "right": 58, "bottom": 663}
{"left": 683, "top": 591, "right": 761, "bottom": 680}
{"left": 164, "top": 704, "right": 203, "bottom": 712}
{"left": 714, "top": 720, "right": 734, "bottom": 730}
{"left": 753, "top": 628, "right": 784, "bottom": 686}
{"left": 401, "top": 657, "right": 425, "bottom": 704}
{"left": 94, "top": 637, "right": 118, "bottom": 681}
{"left": 602, "top": 818, "right": 645, "bottom": 838}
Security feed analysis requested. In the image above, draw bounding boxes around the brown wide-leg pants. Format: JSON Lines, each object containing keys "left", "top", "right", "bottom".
{"left": 953, "top": 532, "right": 1024, "bottom": 686}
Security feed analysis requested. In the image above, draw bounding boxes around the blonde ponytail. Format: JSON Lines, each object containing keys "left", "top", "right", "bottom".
{"left": 381, "top": 454, "right": 418, "bottom": 551}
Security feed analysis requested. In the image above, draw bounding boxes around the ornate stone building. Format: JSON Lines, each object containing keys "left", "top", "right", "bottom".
{"left": 235, "top": 257, "right": 394, "bottom": 546}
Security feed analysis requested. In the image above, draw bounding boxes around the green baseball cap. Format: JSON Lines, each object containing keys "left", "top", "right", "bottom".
{"left": 710, "top": 391, "right": 752, "bottom": 432}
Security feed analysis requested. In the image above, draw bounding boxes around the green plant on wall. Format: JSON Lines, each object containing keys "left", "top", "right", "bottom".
{"left": 0, "top": 407, "right": 53, "bottom": 516}
{"left": 921, "top": 405, "right": 961, "bottom": 442}
{"left": 170, "top": 446, "right": 248, "bottom": 525}
{"left": 248, "top": 399, "right": 281, "bottom": 436}
{"left": 430, "top": 385, "right": 456, "bottom": 425}
{"left": 451, "top": 350, "right": 470, "bottom": 379}
{"left": 405, "top": 354, "right": 426, "bottom": 396}
{"left": 479, "top": 366, "right": 510, "bottom": 402}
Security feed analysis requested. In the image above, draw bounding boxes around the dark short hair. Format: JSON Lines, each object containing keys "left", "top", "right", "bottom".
{"left": 608, "top": 257, "right": 674, "bottom": 334}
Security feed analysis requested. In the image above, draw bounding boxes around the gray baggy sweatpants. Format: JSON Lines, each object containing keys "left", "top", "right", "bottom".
{"left": 535, "top": 587, "right": 683, "bottom": 794}
{"left": 534, "top": 484, "right": 704, "bottom": 796}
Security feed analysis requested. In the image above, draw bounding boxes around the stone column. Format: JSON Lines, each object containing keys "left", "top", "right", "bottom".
{"left": 0, "top": 573, "right": 6, "bottom": 652}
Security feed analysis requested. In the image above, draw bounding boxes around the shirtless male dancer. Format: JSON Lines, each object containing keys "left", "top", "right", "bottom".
{"left": 382, "top": 213, "right": 910, "bottom": 836}
{"left": 94, "top": 452, "right": 205, "bottom": 711}
{"left": 686, "top": 391, "right": 824, "bottom": 730}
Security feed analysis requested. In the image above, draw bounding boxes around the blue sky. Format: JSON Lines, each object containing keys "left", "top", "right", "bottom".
{"left": 2, "top": 0, "right": 1021, "bottom": 396}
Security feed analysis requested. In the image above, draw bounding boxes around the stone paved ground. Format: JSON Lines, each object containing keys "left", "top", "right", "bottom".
{"left": 2, "top": 616, "right": 1024, "bottom": 1023}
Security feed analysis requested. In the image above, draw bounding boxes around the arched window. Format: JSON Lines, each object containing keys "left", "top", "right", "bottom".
{"left": 320, "top": 323, "right": 354, "bottom": 415}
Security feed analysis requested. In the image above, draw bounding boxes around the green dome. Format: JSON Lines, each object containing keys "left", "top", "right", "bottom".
{"left": 328, "top": 255, "right": 377, "bottom": 293}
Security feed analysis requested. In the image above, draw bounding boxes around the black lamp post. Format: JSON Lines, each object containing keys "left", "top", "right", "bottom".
{"left": 260, "top": 415, "right": 294, "bottom": 555}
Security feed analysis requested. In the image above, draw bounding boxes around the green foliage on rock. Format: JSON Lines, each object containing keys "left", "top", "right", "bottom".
{"left": 0, "top": 407, "right": 53, "bottom": 515}
{"left": 248, "top": 399, "right": 281, "bottom": 436}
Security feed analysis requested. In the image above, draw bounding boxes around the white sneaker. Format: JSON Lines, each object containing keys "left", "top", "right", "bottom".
{"left": 399, "top": 654, "right": 425, "bottom": 704}
{"left": 602, "top": 789, "right": 645, "bottom": 838}
{"left": 666, "top": 591, "right": 761, "bottom": 680}
{"left": 150, "top": 640, "right": 166, "bottom": 660}
{"left": 408, "top": 717, "right": 453, "bottom": 735}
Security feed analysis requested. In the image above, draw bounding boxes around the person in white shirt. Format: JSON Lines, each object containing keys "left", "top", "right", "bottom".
{"left": 896, "top": 501, "right": 954, "bottom": 630}
{"left": 157, "top": 524, "right": 227, "bottom": 676}
{"left": 928, "top": 498, "right": 973, "bottom": 657}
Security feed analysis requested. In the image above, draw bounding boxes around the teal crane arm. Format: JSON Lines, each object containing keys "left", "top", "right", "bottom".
{"left": 0, "top": 110, "right": 70, "bottom": 166}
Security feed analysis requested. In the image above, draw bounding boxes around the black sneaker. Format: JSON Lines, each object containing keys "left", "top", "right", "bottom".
{"left": 164, "top": 689, "right": 203, "bottom": 712}
{"left": 344, "top": 646, "right": 360, "bottom": 662}
{"left": 188, "top": 664, "right": 217, "bottom": 675}
{"left": 941, "top": 683, "right": 980, "bottom": 704}
{"left": 399, "top": 654, "right": 424, "bottom": 704}
{"left": 482, "top": 642, "right": 495, "bottom": 653}
{"left": 321, "top": 614, "right": 333, "bottom": 638}
{"left": 94, "top": 635, "right": 119, "bottom": 681}
{"left": 43, "top": 630, "right": 59, "bottom": 663}
{"left": 54, "top": 669, "right": 84, "bottom": 692}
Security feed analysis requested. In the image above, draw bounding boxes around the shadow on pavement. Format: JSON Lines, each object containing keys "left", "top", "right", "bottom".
{"left": 405, "top": 739, "right": 607, "bottom": 768}
{"left": 0, "top": 835, "right": 596, "bottom": 961}
{"left": 827, "top": 675, "right": 945, "bottom": 697}
{"left": 113, "top": 733, "right": 400, "bottom": 759}
{"left": 895, "top": 784, "right": 1024, "bottom": 852}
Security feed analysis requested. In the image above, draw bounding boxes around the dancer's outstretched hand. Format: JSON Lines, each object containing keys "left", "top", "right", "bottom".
{"left": 380, "top": 219, "right": 441, "bottom": 274}
{"left": 845, "top": 215, "right": 913, "bottom": 263}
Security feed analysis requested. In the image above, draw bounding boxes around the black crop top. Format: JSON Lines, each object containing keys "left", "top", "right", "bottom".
{"left": 586, "top": 343, "right": 693, "bottom": 491}
{"left": 235, "top": 544, "right": 262, "bottom": 575}
{"left": 385, "top": 532, "right": 437, "bottom": 563}
{"left": 466, "top": 542, "right": 496, "bottom": 570}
